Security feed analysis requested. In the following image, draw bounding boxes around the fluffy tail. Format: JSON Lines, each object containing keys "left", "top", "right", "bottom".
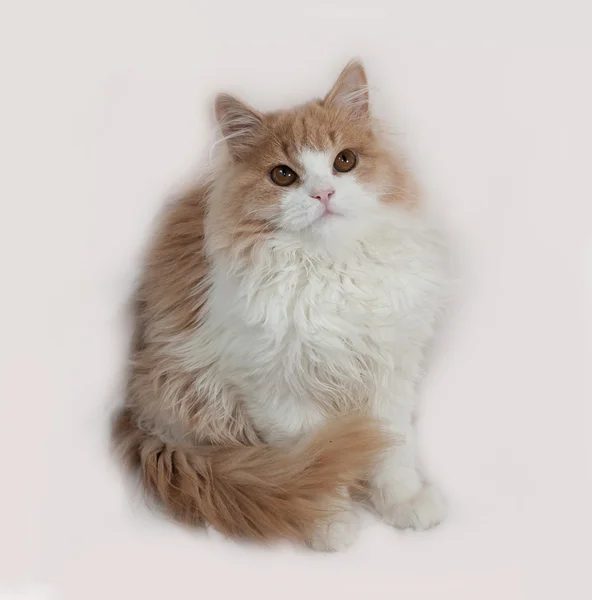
{"left": 112, "top": 408, "right": 390, "bottom": 543}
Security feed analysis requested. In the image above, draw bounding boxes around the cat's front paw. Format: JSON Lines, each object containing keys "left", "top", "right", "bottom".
{"left": 308, "top": 507, "right": 360, "bottom": 552}
{"left": 377, "top": 484, "right": 448, "bottom": 531}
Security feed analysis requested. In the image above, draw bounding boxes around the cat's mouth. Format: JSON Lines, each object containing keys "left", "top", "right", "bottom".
{"left": 316, "top": 206, "right": 343, "bottom": 222}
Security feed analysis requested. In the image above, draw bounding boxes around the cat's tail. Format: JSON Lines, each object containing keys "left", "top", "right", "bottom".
{"left": 112, "top": 407, "right": 390, "bottom": 543}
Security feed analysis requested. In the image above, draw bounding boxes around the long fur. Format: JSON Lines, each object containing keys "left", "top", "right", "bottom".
{"left": 113, "top": 60, "right": 448, "bottom": 550}
{"left": 113, "top": 408, "right": 390, "bottom": 541}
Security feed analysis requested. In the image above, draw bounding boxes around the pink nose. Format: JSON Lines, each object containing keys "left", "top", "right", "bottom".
{"left": 311, "top": 188, "right": 335, "bottom": 206}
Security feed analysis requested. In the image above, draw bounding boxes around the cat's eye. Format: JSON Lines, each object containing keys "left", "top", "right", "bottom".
{"left": 270, "top": 165, "right": 298, "bottom": 186}
{"left": 333, "top": 149, "right": 357, "bottom": 173}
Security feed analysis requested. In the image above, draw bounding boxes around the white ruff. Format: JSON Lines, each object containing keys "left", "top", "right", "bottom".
{"left": 199, "top": 205, "right": 447, "bottom": 442}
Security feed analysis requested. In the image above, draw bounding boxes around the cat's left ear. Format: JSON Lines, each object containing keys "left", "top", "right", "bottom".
{"left": 325, "top": 60, "right": 369, "bottom": 119}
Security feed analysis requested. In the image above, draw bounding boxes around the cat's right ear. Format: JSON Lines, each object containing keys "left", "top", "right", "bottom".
{"left": 214, "top": 94, "right": 264, "bottom": 162}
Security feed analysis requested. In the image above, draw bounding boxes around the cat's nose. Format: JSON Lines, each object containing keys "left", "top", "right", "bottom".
{"left": 311, "top": 188, "right": 335, "bottom": 206}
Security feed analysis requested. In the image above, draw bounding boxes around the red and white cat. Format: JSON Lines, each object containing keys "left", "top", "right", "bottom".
{"left": 114, "top": 60, "right": 448, "bottom": 551}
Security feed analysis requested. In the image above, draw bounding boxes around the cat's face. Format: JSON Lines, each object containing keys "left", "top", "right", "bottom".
{"left": 212, "top": 61, "right": 413, "bottom": 251}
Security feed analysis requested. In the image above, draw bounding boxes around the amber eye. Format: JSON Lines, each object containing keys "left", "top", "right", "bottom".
{"left": 270, "top": 165, "right": 298, "bottom": 186}
{"left": 333, "top": 149, "right": 357, "bottom": 173}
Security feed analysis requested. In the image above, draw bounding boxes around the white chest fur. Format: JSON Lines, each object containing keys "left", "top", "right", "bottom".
{"left": 203, "top": 214, "right": 446, "bottom": 438}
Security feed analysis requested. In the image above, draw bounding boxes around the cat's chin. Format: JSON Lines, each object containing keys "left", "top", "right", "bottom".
{"left": 307, "top": 215, "right": 351, "bottom": 239}
{"left": 309, "top": 212, "right": 378, "bottom": 240}
{"left": 291, "top": 219, "right": 381, "bottom": 255}
{"left": 310, "top": 211, "right": 343, "bottom": 229}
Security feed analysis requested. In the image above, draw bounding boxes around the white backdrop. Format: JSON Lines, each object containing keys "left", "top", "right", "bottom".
{"left": 1, "top": 1, "right": 591, "bottom": 599}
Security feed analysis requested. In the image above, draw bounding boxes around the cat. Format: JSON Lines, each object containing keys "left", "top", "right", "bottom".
{"left": 113, "top": 60, "right": 449, "bottom": 551}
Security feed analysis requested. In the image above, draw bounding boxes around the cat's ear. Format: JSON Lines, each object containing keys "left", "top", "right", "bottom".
{"left": 214, "top": 93, "right": 264, "bottom": 161}
{"left": 325, "top": 60, "right": 369, "bottom": 119}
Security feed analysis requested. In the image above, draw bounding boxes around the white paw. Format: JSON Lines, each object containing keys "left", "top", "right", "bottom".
{"left": 380, "top": 484, "right": 448, "bottom": 531}
{"left": 308, "top": 508, "right": 360, "bottom": 552}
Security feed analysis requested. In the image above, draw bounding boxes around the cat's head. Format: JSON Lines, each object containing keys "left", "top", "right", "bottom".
{"left": 210, "top": 60, "right": 415, "bottom": 254}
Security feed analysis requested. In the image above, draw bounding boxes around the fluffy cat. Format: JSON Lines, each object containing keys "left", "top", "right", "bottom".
{"left": 113, "top": 60, "right": 448, "bottom": 551}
